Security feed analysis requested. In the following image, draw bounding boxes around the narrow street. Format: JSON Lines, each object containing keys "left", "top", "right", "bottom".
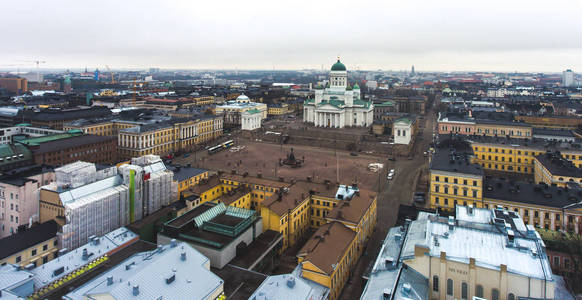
{"left": 338, "top": 109, "right": 436, "bottom": 299}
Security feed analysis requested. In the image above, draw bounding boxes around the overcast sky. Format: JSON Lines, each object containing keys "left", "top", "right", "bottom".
{"left": 1, "top": 0, "right": 581, "bottom": 72}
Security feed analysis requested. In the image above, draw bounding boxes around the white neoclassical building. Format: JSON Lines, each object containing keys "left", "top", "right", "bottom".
{"left": 241, "top": 109, "right": 262, "bottom": 131}
{"left": 393, "top": 117, "right": 416, "bottom": 145}
{"left": 303, "top": 58, "right": 374, "bottom": 128}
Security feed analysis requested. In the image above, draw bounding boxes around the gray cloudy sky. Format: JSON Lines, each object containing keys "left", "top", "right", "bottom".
{"left": 1, "top": 0, "right": 581, "bottom": 72}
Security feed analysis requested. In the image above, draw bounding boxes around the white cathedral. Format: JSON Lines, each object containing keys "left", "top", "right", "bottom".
{"left": 303, "top": 58, "right": 374, "bottom": 128}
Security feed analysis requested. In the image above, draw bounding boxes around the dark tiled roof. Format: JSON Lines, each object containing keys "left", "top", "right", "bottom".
{"left": 0, "top": 220, "right": 58, "bottom": 259}
{"left": 23, "top": 107, "right": 111, "bottom": 121}
{"left": 167, "top": 166, "right": 207, "bottom": 182}
{"left": 535, "top": 153, "right": 582, "bottom": 178}
{"left": 430, "top": 145, "right": 483, "bottom": 176}
{"left": 532, "top": 128, "right": 575, "bottom": 138}
{"left": 32, "top": 135, "right": 116, "bottom": 154}
{"left": 483, "top": 178, "right": 582, "bottom": 209}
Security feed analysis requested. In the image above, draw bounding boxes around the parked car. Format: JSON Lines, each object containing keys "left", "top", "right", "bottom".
{"left": 184, "top": 153, "right": 190, "bottom": 158}
{"left": 388, "top": 157, "right": 396, "bottom": 161}
{"left": 350, "top": 152, "right": 358, "bottom": 156}
{"left": 387, "top": 174, "right": 394, "bottom": 180}
{"left": 389, "top": 169, "right": 395, "bottom": 175}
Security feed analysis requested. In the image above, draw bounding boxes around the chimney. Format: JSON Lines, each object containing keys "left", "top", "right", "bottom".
{"left": 133, "top": 285, "right": 140, "bottom": 296}
{"left": 181, "top": 251, "right": 186, "bottom": 261}
{"left": 170, "top": 239, "right": 177, "bottom": 248}
{"left": 107, "top": 276, "right": 114, "bottom": 286}
{"left": 383, "top": 288, "right": 392, "bottom": 299}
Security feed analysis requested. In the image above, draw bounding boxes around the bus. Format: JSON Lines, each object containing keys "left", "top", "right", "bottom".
{"left": 208, "top": 145, "right": 223, "bottom": 155}
{"left": 222, "top": 140, "right": 234, "bottom": 149}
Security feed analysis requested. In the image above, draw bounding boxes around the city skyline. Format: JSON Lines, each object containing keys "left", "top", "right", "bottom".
{"left": 1, "top": 0, "right": 581, "bottom": 72}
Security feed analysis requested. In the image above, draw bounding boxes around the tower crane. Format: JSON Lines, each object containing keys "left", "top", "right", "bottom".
{"left": 105, "top": 65, "right": 115, "bottom": 84}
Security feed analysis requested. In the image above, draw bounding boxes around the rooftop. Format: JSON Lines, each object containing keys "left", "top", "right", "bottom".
{"left": 167, "top": 165, "right": 207, "bottom": 183}
{"left": 534, "top": 152, "right": 582, "bottom": 178}
{"left": 465, "top": 134, "right": 582, "bottom": 152}
{"left": 297, "top": 221, "right": 356, "bottom": 275}
{"left": 327, "top": 188, "right": 377, "bottom": 225}
{"left": 483, "top": 177, "right": 582, "bottom": 209}
{"left": 31, "top": 227, "right": 138, "bottom": 290}
{"left": 162, "top": 203, "right": 258, "bottom": 250}
{"left": 63, "top": 242, "right": 223, "bottom": 300}
{"left": 430, "top": 139, "right": 483, "bottom": 176}
{"left": 249, "top": 266, "right": 329, "bottom": 300}
{"left": 0, "top": 220, "right": 58, "bottom": 260}
{"left": 532, "top": 128, "right": 575, "bottom": 138}
{"left": 400, "top": 207, "right": 553, "bottom": 281}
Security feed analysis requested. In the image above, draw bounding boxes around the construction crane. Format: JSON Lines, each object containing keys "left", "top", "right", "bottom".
{"left": 19, "top": 60, "right": 46, "bottom": 82}
{"left": 105, "top": 65, "right": 115, "bottom": 84}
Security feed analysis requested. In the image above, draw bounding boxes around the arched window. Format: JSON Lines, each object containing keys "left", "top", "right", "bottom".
{"left": 447, "top": 279, "right": 453, "bottom": 296}
{"left": 508, "top": 293, "right": 516, "bottom": 300}
{"left": 491, "top": 288, "right": 499, "bottom": 300}
{"left": 461, "top": 282, "right": 468, "bottom": 300}
{"left": 432, "top": 275, "right": 439, "bottom": 292}
{"left": 475, "top": 285, "right": 484, "bottom": 298}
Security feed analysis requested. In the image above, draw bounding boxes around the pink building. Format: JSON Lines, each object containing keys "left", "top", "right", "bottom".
{"left": 437, "top": 114, "right": 476, "bottom": 135}
{"left": 0, "top": 167, "right": 55, "bottom": 238}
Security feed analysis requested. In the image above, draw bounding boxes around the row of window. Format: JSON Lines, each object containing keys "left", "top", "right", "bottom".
{"left": 433, "top": 276, "right": 515, "bottom": 300}
{"left": 474, "top": 147, "right": 543, "bottom": 156}
{"left": 434, "top": 185, "right": 479, "bottom": 198}
{"left": 433, "top": 176, "right": 478, "bottom": 186}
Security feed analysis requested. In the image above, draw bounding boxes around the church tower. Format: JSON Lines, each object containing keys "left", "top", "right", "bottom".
{"left": 329, "top": 57, "right": 347, "bottom": 89}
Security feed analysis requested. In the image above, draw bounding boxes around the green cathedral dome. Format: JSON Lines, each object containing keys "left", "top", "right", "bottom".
{"left": 331, "top": 59, "right": 346, "bottom": 71}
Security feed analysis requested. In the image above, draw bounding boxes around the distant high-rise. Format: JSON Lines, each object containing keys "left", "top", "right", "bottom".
{"left": 94, "top": 68, "right": 100, "bottom": 81}
{"left": 562, "top": 69, "right": 574, "bottom": 87}
{"left": 410, "top": 65, "right": 415, "bottom": 76}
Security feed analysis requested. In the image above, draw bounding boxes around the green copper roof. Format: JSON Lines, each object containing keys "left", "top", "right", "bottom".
{"left": 394, "top": 117, "right": 414, "bottom": 125}
{"left": 353, "top": 83, "right": 360, "bottom": 89}
{"left": 16, "top": 131, "right": 85, "bottom": 146}
{"left": 375, "top": 100, "right": 395, "bottom": 107}
{"left": 353, "top": 100, "right": 372, "bottom": 108}
{"left": 317, "top": 99, "right": 345, "bottom": 108}
{"left": 0, "top": 144, "right": 32, "bottom": 166}
{"left": 331, "top": 59, "right": 346, "bottom": 71}
{"left": 246, "top": 108, "right": 261, "bottom": 114}
{"left": 346, "top": 85, "right": 353, "bottom": 91}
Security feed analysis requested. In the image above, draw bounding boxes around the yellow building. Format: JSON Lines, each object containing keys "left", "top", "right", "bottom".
{"left": 268, "top": 103, "right": 289, "bottom": 115}
{"left": 429, "top": 144, "right": 484, "bottom": 211}
{"left": 220, "top": 173, "right": 290, "bottom": 210}
{"left": 533, "top": 152, "right": 582, "bottom": 187}
{"left": 260, "top": 181, "right": 312, "bottom": 250}
{"left": 297, "top": 221, "right": 358, "bottom": 300}
{"left": 117, "top": 116, "right": 223, "bottom": 159}
{"left": 469, "top": 135, "right": 582, "bottom": 174}
{"left": 0, "top": 220, "right": 59, "bottom": 268}
{"left": 474, "top": 120, "right": 532, "bottom": 138}
{"left": 170, "top": 166, "right": 209, "bottom": 197}
{"left": 515, "top": 115, "right": 582, "bottom": 130}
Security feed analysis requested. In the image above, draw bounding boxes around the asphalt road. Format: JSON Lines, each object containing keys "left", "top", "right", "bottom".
{"left": 338, "top": 109, "right": 437, "bottom": 300}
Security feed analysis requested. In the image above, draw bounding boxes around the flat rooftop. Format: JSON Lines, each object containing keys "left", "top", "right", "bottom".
{"left": 535, "top": 152, "right": 582, "bottom": 178}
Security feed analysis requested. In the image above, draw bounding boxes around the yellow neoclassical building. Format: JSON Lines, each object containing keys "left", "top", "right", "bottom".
{"left": 468, "top": 135, "right": 582, "bottom": 174}
{"left": 533, "top": 152, "right": 582, "bottom": 187}
{"left": 429, "top": 141, "right": 484, "bottom": 211}
{"left": 117, "top": 116, "right": 222, "bottom": 159}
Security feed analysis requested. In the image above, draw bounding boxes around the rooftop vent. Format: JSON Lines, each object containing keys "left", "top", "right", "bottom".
{"left": 181, "top": 251, "right": 187, "bottom": 261}
{"left": 165, "top": 274, "right": 176, "bottom": 285}
{"left": 170, "top": 239, "right": 177, "bottom": 248}
{"left": 286, "top": 277, "right": 295, "bottom": 288}
{"left": 448, "top": 216, "right": 455, "bottom": 230}
{"left": 402, "top": 283, "right": 412, "bottom": 295}
{"left": 107, "top": 276, "right": 114, "bottom": 286}
{"left": 383, "top": 288, "right": 392, "bottom": 299}
{"left": 133, "top": 284, "right": 140, "bottom": 296}
{"left": 467, "top": 205, "right": 474, "bottom": 215}
{"left": 395, "top": 233, "right": 402, "bottom": 241}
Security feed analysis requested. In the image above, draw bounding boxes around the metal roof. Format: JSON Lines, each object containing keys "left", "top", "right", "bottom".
{"left": 63, "top": 242, "right": 223, "bottom": 300}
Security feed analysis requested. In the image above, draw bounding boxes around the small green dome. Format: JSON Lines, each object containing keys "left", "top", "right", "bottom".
{"left": 353, "top": 83, "right": 360, "bottom": 89}
{"left": 331, "top": 59, "right": 346, "bottom": 71}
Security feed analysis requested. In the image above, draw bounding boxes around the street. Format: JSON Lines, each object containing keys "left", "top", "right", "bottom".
{"left": 338, "top": 109, "right": 436, "bottom": 300}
